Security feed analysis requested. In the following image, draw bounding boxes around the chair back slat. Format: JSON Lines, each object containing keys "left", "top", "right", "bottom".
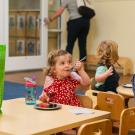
{"left": 77, "top": 119, "right": 112, "bottom": 135}
{"left": 97, "top": 92, "right": 125, "bottom": 121}
{"left": 119, "top": 107, "right": 135, "bottom": 135}
{"left": 77, "top": 95, "right": 93, "bottom": 108}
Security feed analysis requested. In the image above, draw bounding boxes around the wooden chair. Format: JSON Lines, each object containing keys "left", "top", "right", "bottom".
{"left": 85, "top": 77, "right": 99, "bottom": 108}
{"left": 90, "top": 77, "right": 96, "bottom": 90}
{"left": 96, "top": 92, "right": 125, "bottom": 122}
{"left": 119, "top": 107, "right": 135, "bottom": 135}
{"left": 95, "top": 92, "right": 125, "bottom": 134}
{"left": 77, "top": 95, "right": 93, "bottom": 108}
{"left": 77, "top": 119, "right": 112, "bottom": 135}
{"left": 90, "top": 77, "right": 99, "bottom": 97}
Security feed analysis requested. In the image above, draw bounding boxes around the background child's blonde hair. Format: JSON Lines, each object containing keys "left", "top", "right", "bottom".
{"left": 97, "top": 40, "right": 119, "bottom": 66}
{"left": 43, "top": 49, "right": 71, "bottom": 76}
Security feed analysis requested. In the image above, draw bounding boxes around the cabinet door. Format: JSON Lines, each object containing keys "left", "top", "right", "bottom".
{"left": 5, "top": 0, "right": 48, "bottom": 71}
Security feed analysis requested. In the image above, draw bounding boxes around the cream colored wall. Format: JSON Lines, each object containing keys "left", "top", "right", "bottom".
{"left": 61, "top": 0, "right": 135, "bottom": 73}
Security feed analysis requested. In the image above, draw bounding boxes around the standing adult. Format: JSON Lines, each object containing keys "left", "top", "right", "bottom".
{"left": 45, "top": 0, "right": 91, "bottom": 61}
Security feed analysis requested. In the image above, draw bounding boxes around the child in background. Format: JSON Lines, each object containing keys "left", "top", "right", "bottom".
{"left": 95, "top": 40, "right": 120, "bottom": 93}
{"left": 39, "top": 49, "right": 90, "bottom": 106}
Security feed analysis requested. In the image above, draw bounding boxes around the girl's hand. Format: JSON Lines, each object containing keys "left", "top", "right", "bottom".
{"left": 74, "top": 60, "right": 84, "bottom": 72}
{"left": 106, "top": 66, "right": 113, "bottom": 77}
{"left": 39, "top": 92, "right": 50, "bottom": 102}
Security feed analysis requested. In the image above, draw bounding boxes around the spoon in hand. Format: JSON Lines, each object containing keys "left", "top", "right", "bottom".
{"left": 65, "top": 56, "right": 86, "bottom": 72}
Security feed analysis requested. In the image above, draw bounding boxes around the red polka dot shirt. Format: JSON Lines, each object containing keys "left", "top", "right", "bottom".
{"left": 42, "top": 76, "right": 81, "bottom": 106}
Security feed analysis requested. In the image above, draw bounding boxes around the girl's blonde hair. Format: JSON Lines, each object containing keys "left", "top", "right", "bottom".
{"left": 97, "top": 40, "right": 119, "bottom": 66}
{"left": 43, "top": 49, "right": 71, "bottom": 76}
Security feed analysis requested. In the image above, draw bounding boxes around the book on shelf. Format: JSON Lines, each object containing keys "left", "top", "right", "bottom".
{"left": 9, "top": 12, "right": 16, "bottom": 37}
{"left": 26, "top": 12, "right": 37, "bottom": 37}
{"left": 26, "top": 39, "right": 36, "bottom": 56}
{"left": 16, "top": 12, "right": 26, "bottom": 37}
{"left": 16, "top": 39, "right": 25, "bottom": 56}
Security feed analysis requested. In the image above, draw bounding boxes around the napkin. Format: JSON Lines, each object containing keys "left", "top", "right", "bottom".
{"left": 69, "top": 108, "right": 94, "bottom": 115}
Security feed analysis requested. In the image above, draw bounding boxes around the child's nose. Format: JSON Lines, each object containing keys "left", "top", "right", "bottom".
{"left": 65, "top": 63, "right": 70, "bottom": 66}
{"left": 65, "top": 65, "right": 69, "bottom": 68}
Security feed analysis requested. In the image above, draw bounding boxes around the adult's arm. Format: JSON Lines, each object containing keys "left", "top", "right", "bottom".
{"left": 49, "top": 6, "right": 65, "bottom": 22}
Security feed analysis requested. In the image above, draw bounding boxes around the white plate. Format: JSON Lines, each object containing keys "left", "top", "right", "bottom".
{"left": 122, "top": 84, "right": 132, "bottom": 88}
{"left": 34, "top": 103, "right": 62, "bottom": 110}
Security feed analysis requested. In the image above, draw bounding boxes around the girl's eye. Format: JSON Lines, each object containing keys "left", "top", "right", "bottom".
{"left": 61, "top": 61, "right": 65, "bottom": 65}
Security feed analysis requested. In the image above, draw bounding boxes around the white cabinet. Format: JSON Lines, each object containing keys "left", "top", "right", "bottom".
{"left": 5, "top": 0, "right": 48, "bottom": 71}
{"left": 48, "top": 0, "right": 62, "bottom": 52}
{"left": 1, "top": 0, "right": 62, "bottom": 71}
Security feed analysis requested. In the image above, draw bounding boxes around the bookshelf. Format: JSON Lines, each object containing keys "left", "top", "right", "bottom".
{"left": 9, "top": 10, "right": 40, "bottom": 56}
{"left": 9, "top": 0, "right": 62, "bottom": 57}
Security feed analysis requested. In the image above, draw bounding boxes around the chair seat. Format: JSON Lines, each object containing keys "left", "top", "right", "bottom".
{"left": 113, "top": 121, "right": 120, "bottom": 128}
{"left": 62, "top": 129, "right": 76, "bottom": 135}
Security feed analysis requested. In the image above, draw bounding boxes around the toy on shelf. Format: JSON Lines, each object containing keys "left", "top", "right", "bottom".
{"left": 24, "top": 76, "right": 37, "bottom": 105}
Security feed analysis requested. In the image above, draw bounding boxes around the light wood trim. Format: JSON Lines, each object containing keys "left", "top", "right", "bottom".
{"left": 77, "top": 119, "right": 112, "bottom": 135}
{"left": 77, "top": 95, "right": 93, "bottom": 108}
{"left": 119, "top": 107, "right": 135, "bottom": 135}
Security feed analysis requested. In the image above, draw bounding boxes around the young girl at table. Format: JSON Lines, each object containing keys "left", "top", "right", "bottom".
{"left": 39, "top": 49, "right": 90, "bottom": 106}
{"left": 95, "top": 40, "right": 120, "bottom": 93}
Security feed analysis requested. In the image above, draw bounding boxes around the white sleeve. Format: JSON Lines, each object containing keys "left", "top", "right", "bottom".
{"left": 44, "top": 76, "right": 54, "bottom": 89}
{"left": 70, "top": 71, "right": 81, "bottom": 81}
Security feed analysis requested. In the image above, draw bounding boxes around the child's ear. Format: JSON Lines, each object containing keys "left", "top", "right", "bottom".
{"left": 50, "top": 66, "right": 55, "bottom": 74}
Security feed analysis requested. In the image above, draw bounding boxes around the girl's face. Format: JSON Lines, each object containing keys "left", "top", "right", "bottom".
{"left": 53, "top": 54, "right": 72, "bottom": 79}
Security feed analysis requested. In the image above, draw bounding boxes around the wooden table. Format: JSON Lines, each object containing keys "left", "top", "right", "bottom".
{"left": 117, "top": 86, "right": 134, "bottom": 98}
{"left": 117, "top": 86, "right": 134, "bottom": 107}
{"left": 0, "top": 98, "right": 110, "bottom": 135}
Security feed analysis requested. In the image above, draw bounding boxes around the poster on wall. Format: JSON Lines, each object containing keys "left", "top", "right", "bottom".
{"left": 16, "top": 12, "right": 26, "bottom": 37}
